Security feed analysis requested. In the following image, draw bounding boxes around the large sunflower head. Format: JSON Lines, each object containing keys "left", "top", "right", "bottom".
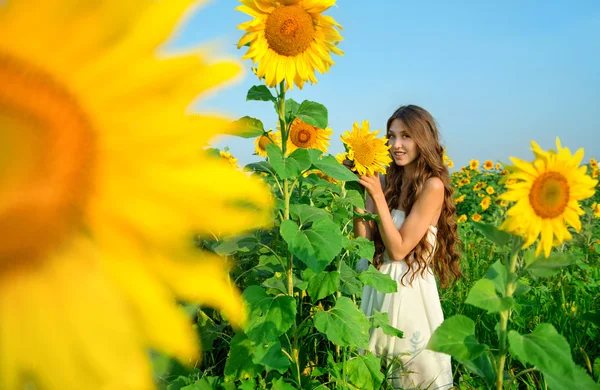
{"left": 286, "top": 118, "right": 332, "bottom": 153}
{"left": 340, "top": 121, "right": 392, "bottom": 176}
{"left": 254, "top": 129, "right": 281, "bottom": 157}
{"left": 499, "top": 138, "right": 598, "bottom": 257}
{"left": 0, "top": 1, "right": 272, "bottom": 388}
{"left": 236, "top": 0, "right": 344, "bottom": 89}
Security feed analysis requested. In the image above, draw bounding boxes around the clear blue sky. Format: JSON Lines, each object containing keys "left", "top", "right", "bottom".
{"left": 167, "top": 0, "right": 600, "bottom": 169}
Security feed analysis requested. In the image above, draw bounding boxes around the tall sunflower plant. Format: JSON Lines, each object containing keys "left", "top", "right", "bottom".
{"left": 183, "top": 1, "right": 404, "bottom": 389}
{"left": 427, "top": 138, "right": 599, "bottom": 389}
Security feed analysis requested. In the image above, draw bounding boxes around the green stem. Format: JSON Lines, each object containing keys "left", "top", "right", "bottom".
{"left": 497, "top": 238, "right": 520, "bottom": 390}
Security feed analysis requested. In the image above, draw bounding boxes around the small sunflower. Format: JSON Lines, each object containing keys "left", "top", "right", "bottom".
{"left": 593, "top": 203, "right": 600, "bottom": 218}
{"left": 486, "top": 186, "right": 495, "bottom": 195}
{"left": 500, "top": 200, "right": 510, "bottom": 207}
{"left": 500, "top": 138, "right": 598, "bottom": 257}
{"left": 443, "top": 154, "right": 454, "bottom": 168}
{"left": 340, "top": 121, "right": 392, "bottom": 176}
{"left": 589, "top": 158, "right": 598, "bottom": 170}
{"left": 474, "top": 182, "right": 486, "bottom": 191}
{"left": 483, "top": 160, "right": 494, "bottom": 170}
{"left": 0, "top": 1, "right": 272, "bottom": 388}
{"left": 220, "top": 150, "right": 239, "bottom": 169}
{"left": 472, "top": 213, "right": 482, "bottom": 222}
{"left": 469, "top": 159, "right": 479, "bottom": 170}
{"left": 455, "top": 194, "right": 466, "bottom": 203}
{"left": 496, "top": 163, "right": 502, "bottom": 170}
{"left": 478, "top": 193, "right": 486, "bottom": 198}
{"left": 458, "top": 178, "right": 471, "bottom": 187}
{"left": 286, "top": 118, "right": 332, "bottom": 153}
{"left": 254, "top": 130, "right": 281, "bottom": 157}
{"left": 236, "top": 0, "right": 344, "bottom": 89}
{"left": 457, "top": 214, "right": 467, "bottom": 223}
{"left": 481, "top": 196, "right": 491, "bottom": 210}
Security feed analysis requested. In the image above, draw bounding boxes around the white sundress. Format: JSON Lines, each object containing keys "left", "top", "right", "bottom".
{"left": 359, "top": 209, "right": 453, "bottom": 390}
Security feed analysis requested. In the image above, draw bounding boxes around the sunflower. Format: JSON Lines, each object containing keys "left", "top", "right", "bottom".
{"left": 472, "top": 213, "right": 482, "bottom": 222}
{"left": 236, "top": 0, "right": 344, "bottom": 89}
{"left": 443, "top": 154, "right": 454, "bottom": 168}
{"left": 499, "top": 138, "right": 597, "bottom": 257}
{"left": 340, "top": 121, "right": 392, "bottom": 176}
{"left": 457, "top": 214, "right": 467, "bottom": 223}
{"left": 286, "top": 118, "right": 332, "bottom": 153}
{"left": 0, "top": 1, "right": 273, "bottom": 388}
{"left": 480, "top": 196, "right": 491, "bottom": 210}
{"left": 220, "top": 150, "right": 239, "bottom": 169}
{"left": 500, "top": 200, "right": 510, "bottom": 207}
{"left": 474, "top": 182, "right": 485, "bottom": 191}
{"left": 589, "top": 158, "right": 598, "bottom": 170}
{"left": 458, "top": 178, "right": 471, "bottom": 187}
{"left": 477, "top": 193, "right": 486, "bottom": 198}
{"left": 455, "top": 194, "right": 466, "bottom": 203}
{"left": 469, "top": 159, "right": 479, "bottom": 170}
{"left": 593, "top": 203, "right": 600, "bottom": 218}
{"left": 496, "top": 163, "right": 502, "bottom": 170}
{"left": 254, "top": 129, "right": 281, "bottom": 157}
{"left": 483, "top": 160, "right": 494, "bottom": 170}
{"left": 486, "top": 186, "right": 495, "bottom": 195}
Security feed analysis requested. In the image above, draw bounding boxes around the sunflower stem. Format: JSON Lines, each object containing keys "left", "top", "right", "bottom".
{"left": 496, "top": 237, "right": 520, "bottom": 390}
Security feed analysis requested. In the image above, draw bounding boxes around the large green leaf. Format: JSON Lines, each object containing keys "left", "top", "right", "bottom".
{"left": 465, "top": 279, "right": 514, "bottom": 313}
{"left": 266, "top": 143, "right": 302, "bottom": 179}
{"left": 508, "top": 324, "right": 598, "bottom": 389}
{"left": 252, "top": 341, "right": 290, "bottom": 373}
{"left": 313, "top": 155, "right": 359, "bottom": 182}
{"left": 306, "top": 270, "right": 341, "bottom": 301}
{"left": 427, "top": 315, "right": 493, "bottom": 382}
{"left": 269, "top": 377, "right": 296, "bottom": 390}
{"left": 224, "top": 333, "right": 261, "bottom": 381}
{"left": 346, "top": 352, "right": 385, "bottom": 390}
{"left": 485, "top": 260, "right": 507, "bottom": 296}
{"left": 372, "top": 310, "right": 403, "bottom": 338}
{"left": 473, "top": 222, "right": 512, "bottom": 247}
{"left": 353, "top": 237, "right": 375, "bottom": 260}
{"left": 359, "top": 265, "right": 398, "bottom": 293}
{"left": 339, "top": 261, "right": 363, "bottom": 296}
{"left": 245, "top": 161, "right": 275, "bottom": 175}
{"left": 287, "top": 148, "right": 312, "bottom": 173}
{"left": 526, "top": 252, "right": 576, "bottom": 278}
{"left": 314, "top": 297, "right": 371, "bottom": 348}
{"left": 284, "top": 98, "right": 300, "bottom": 123}
{"left": 295, "top": 100, "right": 328, "bottom": 129}
{"left": 242, "top": 286, "right": 296, "bottom": 342}
{"left": 246, "top": 85, "right": 276, "bottom": 102}
{"left": 280, "top": 213, "right": 342, "bottom": 273}
{"left": 344, "top": 189, "right": 366, "bottom": 209}
{"left": 233, "top": 116, "right": 265, "bottom": 138}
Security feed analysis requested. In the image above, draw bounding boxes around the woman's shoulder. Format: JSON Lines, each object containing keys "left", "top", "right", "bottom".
{"left": 423, "top": 176, "right": 444, "bottom": 192}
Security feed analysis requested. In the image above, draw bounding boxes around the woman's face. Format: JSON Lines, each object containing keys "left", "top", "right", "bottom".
{"left": 387, "top": 118, "right": 419, "bottom": 167}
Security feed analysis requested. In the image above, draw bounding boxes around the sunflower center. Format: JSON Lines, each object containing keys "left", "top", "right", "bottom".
{"left": 353, "top": 141, "right": 376, "bottom": 166}
{"left": 529, "top": 172, "right": 570, "bottom": 218}
{"left": 265, "top": 5, "right": 315, "bottom": 56}
{"left": 290, "top": 121, "right": 316, "bottom": 147}
{"left": 0, "top": 53, "right": 95, "bottom": 267}
{"left": 258, "top": 135, "right": 272, "bottom": 150}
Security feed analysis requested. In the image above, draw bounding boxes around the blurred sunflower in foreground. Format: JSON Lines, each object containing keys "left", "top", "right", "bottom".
{"left": 499, "top": 138, "right": 597, "bottom": 257}
{"left": 0, "top": 1, "right": 272, "bottom": 388}
{"left": 236, "top": 0, "right": 343, "bottom": 89}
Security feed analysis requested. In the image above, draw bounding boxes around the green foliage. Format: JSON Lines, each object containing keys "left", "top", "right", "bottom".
{"left": 314, "top": 297, "right": 371, "bottom": 349}
{"left": 233, "top": 116, "right": 264, "bottom": 138}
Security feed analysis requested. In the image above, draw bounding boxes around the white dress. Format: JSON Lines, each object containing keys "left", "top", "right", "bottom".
{"left": 359, "top": 209, "right": 453, "bottom": 390}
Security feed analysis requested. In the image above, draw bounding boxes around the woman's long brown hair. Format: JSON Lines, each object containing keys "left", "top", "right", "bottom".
{"left": 372, "top": 105, "right": 462, "bottom": 288}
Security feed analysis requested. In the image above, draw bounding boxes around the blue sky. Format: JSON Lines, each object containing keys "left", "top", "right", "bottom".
{"left": 167, "top": 0, "right": 600, "bottom": 169}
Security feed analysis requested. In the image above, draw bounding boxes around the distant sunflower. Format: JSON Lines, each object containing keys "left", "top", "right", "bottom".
{"left": 486, "top": 186, "right": 495, "bottom": 195}
{"left": 469, "top": 159, "right": 479, "bottom": 170}
{"left": 474, "top": 182, "right": 486, "bottom": 191}
{"left": 500, "top": 138, "right": 598, "bottom": 257}
{"left": 477, "top": 193, "right": 486, "bottom": 198}
{"left": 0, "top": 1, "right": 272, "bottom": 388}
{"left": 340, "top": 121, "right": 392, "bottom": 176}
{"left": 458, "top": 178, "right": 471, "bottom": 187}
{"left": 455, "top": 194, "right": 466, "bottom": 203}
{"left": 480, "top": 196, "right": 491, "bottom": 210}
{"left": 483, "top": 160, "right": 494, "bottom": 170}
{"left": 220, "top": 150, "right": 239, "bottom": 169}
{"left": 589, "top": 158, "right": 598, "bottom": 170}
{"left": 457, "top": 214, "right": 467, "bottom": 223}
{"left": 254, "top": 130, "right": 281, "bottom": 157}
{"left": 593, "top": 203, "right": 600, "bottom": 218}
{"left": 236, "top": 0, "right": 344, "bottom": 89}
{"left": 496, "top": 163, "right": 502, "bottom": 170}
{"left": 286, "top": 118, "right": 332, "bottom": 153}
{"left": 472, "top": 213, "right": 482, "bottom": 222}
{"left": 500, "top": 200, "right": 510, "bottom": 207}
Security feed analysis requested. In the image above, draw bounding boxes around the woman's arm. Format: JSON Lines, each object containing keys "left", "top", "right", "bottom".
{"left": 352, "top": 175, "right": 385, "bottom": 240}
{"left": 361, "top": 175, "right": 444, "bottom": 261}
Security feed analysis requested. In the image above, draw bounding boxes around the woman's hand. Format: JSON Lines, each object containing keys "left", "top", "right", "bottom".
{"left": 358, "top": 173, "right": 384, "bottom": 199}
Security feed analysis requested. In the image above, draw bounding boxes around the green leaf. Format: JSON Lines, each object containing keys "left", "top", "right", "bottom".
{"left": 508, "top": 324, "right": 598, "bottom": 389}
{"left": 252, "top": 341, "right": 290, "bottom": 373}
{"left": 593, "top": 358, "right": 600, "bottom": 380}
{"left": 346, "top": 352, "right": 385, "bottom": 390}
{"left": 526, "top": 252, "right": 576, "bottom": 278}
{"left": 197, "top": 309, "right": 225, "bottom": 351}
{"left": 247, "top": 85, "right": 276, "bottom": 102}
{"left": 306, "top": 148, "right": 324, "bottom": 164}
{"left": 242, "top": 286, "right": 296, "bottom": 342}
{"left": 307, "top": 270, "right": 341, "bottom": 301}
{"left": 353, "top": 237, "right": 375, "bottom": 260}
{"left": 284, "top": 98, "right": 300, "bottom": 123}
{"left": 269, "top": 377, "right": 296, "bottom": 390}
{"left": 485, "top": 260, "right": 507, "bottom": 296}
{"left": 262, "top": 275, "right": 287, "bottom": 295}
{"left": 473, "top": 222, "right": 512, "bottom": 247}
{"left": 313, "top": 155, "right": 359, "bottom": 182}
{"left": 465, "top": 279, "right": 514, "bottom": 313}
{"left": 234, "top": 116, "right": 265, "bottom": 138}
{"left": 344, "top": 189, "right": 366, "bottom": 209}
{"left": 514, "top": 278, "right": 532, "bottom": 296}
{"left": 224, "top": 333, "right": 261, "bottom": 381}
{"left": 287, "top": 148, "right": 312, "bottom": 173}
{"left": 237, "top": 378, "right": 256, "bottom": 390}
{"left": 267, "top": 143, "right": 302, "bottom": 179}
{"left": 339, "top": 261, "right": 363, "bottom": 296}
{"left": 279, "top": 214, "right": 342, "bottom": 273}
{"left": 296, "top": 100, "right": 328, "bottom": 129}
{"left": 314, "top": 296, "right": 371, "bottom": 348}
{"left": 245, "top": 161, "right": 275, "bottom": 175}
{"left": 372, "top": 310, "right": 404, "bottom": 338}
{"left": 581, "top": 311, "right": 600, "bottom": 328}
{"left": 427, "top": 315, "right": 494, "bottom": 382}
{"left": 359, "top": 265, "right": 398, "bottom": 293}
{"left": 193, "top": 376, "right": 219, "bottom": 390}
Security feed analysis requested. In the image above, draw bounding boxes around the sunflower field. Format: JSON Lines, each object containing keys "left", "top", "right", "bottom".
{"left": 2, "top": 0, "right": 599, "bottom": 389}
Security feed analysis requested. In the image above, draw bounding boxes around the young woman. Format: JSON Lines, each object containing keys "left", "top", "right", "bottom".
{"left": 353, "top": 105, "right": 462, "bottom": 389}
